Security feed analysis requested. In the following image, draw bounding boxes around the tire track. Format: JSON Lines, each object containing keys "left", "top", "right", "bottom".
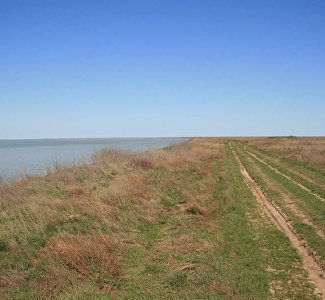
{"left": 230, "top": 143, "right": 325, "bottom": 298}
{"left": 244, "top": 148, "right": 325, "bottom": 203}
{"left": 240, "top": 147, "right": 325, "bottom": 239}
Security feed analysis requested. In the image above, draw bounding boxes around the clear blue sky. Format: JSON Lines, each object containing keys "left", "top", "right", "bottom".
{"left": 1, "top": 0, "right": 324, "bottom": 138}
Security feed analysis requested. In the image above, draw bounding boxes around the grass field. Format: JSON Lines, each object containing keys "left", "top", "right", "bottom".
{"left": 0, "top": 138, "right": 324, "bottom": 299}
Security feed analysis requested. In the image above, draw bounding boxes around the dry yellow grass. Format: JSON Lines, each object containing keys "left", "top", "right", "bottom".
{"left": 243, "top": 137, "right": 325, "bottom": 171}
{"left": 0, "top": 139, "right": 227, "bottom": 298}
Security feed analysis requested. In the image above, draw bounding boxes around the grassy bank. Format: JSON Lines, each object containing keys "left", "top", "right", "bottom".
{"left": 0, "top": 139, "right": 320, "bottom": 299}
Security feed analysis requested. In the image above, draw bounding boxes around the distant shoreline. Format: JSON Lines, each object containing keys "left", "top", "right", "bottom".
{"left": 0, "top": 137, "right": 188, "bottom": 182}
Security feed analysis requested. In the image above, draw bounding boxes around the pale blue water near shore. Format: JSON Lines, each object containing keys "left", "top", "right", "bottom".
{"left": 0, "top": 138, "right": 188, "bottom": 181}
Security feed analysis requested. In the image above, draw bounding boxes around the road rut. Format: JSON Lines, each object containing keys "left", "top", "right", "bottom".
{"left": 245, "top": 149, "right": 325, "bottom": 203}
{"left": 230, "top": 143, "right": 325, "bottom": 298}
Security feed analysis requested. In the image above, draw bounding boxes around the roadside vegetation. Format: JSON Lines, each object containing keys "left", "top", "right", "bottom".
{"left": 0, "top": 139, "right": 323, "bottom": 299}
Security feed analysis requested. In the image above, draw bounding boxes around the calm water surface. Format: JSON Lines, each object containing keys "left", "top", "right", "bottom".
{"left": 0, "top": 138, "right": 187, "bottom": 181}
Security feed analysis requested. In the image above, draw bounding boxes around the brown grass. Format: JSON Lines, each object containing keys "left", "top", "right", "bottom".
{"left": 243, "top": 137, "right": 325, "bottom": 171}
{"left": 0, "top": 138, "right": 227, "bottom": 298}
{"left": 44, "top": 234, "right": 122, "bottom": 278}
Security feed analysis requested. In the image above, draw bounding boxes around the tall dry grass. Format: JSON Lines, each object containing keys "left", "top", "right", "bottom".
{"left": 0, "top": 139, "right": 226, "bottom": 298}
{"left": 244, "top": 137, "right": 325, "bottom": 171}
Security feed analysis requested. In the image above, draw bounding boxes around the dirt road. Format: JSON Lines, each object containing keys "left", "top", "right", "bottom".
{"left": 246, "top": 149, "right": 325, "bottom": 203}
{"left": 231, "top": 143, "right": 325, "bottom": 298}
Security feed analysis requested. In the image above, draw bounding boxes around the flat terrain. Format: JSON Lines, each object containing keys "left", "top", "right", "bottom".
{"left": 0, "top": 138, "right": 324, "bottom": 299}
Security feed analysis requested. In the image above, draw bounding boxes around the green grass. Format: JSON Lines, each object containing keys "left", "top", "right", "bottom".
{"left": 44, "top": 188, "right": 67, "bottom": 200}
{"left": 244, "top": 144, "right": 325, "bottom": 197}
{"left": 234, "top": 142, "right": 325, "bottom": 263}
{"left": 109, "top": 143, "right": 317, "bottom": 299}
{"left": 0, "top": 140, "right": 321, "bottom": 299}
{"left": 220, "top": 144, "right": 315, "bottom": 299}
{"left": 138, "top": 218, "right": 162, "bottom": 249}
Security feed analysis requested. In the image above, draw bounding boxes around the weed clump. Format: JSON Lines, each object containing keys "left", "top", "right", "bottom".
{"left": 44, "top": 234, "right": 123, "bottom": 280}
{"left": 168, "top": 272, "right": 188, "bottom": 288}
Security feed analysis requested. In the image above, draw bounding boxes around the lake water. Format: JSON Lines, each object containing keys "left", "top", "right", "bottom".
{"left": 0, "top": 138, "right": 187, "bottom": 181}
